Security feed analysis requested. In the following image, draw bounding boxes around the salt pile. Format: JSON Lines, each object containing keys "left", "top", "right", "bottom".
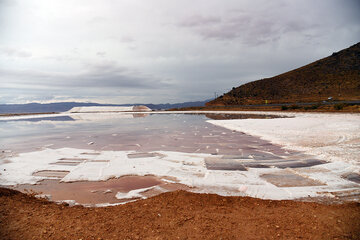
{"left": 68, "top": 105, "right": 151, "bottom": 113}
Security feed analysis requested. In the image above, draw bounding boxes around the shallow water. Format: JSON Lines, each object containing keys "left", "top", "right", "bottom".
{"left": 0, "top": 113, "right": 292, "bottom": 156}
{"left": 14, "top": 176, "right": 190, "bottom": 205}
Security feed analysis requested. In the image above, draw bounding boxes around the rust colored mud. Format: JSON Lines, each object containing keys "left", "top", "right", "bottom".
{"left": 12, "top": 176, "right": 189, "bottom": 205}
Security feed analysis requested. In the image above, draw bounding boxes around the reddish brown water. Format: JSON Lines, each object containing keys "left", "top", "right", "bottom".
{"left": 13, "top": 176, "right": 190, "bottom": 205}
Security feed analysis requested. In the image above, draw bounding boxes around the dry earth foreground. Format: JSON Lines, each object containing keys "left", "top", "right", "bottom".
{"left": 0, "top": 188, "right": 359, "bottom": 240}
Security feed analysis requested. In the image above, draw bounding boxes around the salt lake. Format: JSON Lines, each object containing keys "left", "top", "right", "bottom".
{"left": 1, "top": 111, "right": 359, "bottom": 206}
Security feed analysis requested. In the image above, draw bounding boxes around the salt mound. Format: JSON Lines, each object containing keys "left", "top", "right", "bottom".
{"left": 68, "top": 105, "right": 151, "bottom": 113}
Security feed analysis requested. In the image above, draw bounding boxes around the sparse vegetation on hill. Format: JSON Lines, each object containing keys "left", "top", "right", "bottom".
{"left": 207, "top": 42, "right": 360, "bottom": 106}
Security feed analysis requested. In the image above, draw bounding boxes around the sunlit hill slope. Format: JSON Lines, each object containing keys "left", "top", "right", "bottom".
{"left": 207, "top": 42, "right": 360, "bottom": 106}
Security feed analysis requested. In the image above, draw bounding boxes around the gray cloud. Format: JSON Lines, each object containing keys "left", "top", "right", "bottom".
{"left": 0, "top": 61, "right": 175, "bottom": 104}
{"left": 0, "top": 47, "right": 32, "bottom": 58}
{"left": 1, "top": 61, "right": 173, "bottom": 90}
{"left": 120, "top": 36, "right": 135, "bottom": 43}
{"left": 178, "top": 15, "right": 222, "bottom": 28}
{"left": 96, "top": 51, "right": 106, "bottom": 57}
{"left": 178, "top": 12, "right": 315, "bottom": 45}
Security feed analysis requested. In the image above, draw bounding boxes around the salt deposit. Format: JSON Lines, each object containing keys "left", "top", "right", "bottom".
{"left": 1, "top": 111, "right": 359, "bottom": 204}
{"left": 68, "top": 105, "right": 151, "bottom": 113}
{"left": 1, "top": 147, "right": 358, "bottom": 201}
{"left": 208, "top": 112, "right": 360, "bottom": 172}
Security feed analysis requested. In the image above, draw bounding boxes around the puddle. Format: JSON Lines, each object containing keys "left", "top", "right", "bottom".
{"left": 50, "top": 161, "right": 80, "bottom": 166}
{"left": 127, "top": 152, "right": 165, "bottom": 159}
{"left": 205, "top": 157, "right": 247, "bottom": 171}
{"left": 33, "top": 170, "right": 70, "bottom": 178}
{"left": 342, "top": 173, "right": 360, "bottom": 184}
{"left": 273, "top": 159, "right": 327, "bottom": 168}
{"left": 261, "top": 171, "right": 325, "bottom": 187}
{"left": 13, "top": 176, "right": 189, "bottom": 205}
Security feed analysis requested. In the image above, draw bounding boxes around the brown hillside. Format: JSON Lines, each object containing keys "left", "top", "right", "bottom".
{"left": 207, "top": 42, "right": 360, "bottom": 106}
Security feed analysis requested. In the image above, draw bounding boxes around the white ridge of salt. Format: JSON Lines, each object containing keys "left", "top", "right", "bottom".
{"left": 1, "top": 147, "right": 359, "bottom": 201}
{"left": 115, "top": 185, "right": 157, "bottom": 200}
{"left": 67, "top": 106, "right": 151, "bottom": 113}
{"left": 0, "top": 148, "right": 82, "bottom": 185}
{"left": 57, "top": 199, "right": 77, "bottom": 207}
{"left": 94, "top": 202, "right": 130, "bottom": 207}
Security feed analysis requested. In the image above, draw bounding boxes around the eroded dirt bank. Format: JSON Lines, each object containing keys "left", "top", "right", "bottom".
{"left": 0, "top": 188, "right": 359, "bottom": 240}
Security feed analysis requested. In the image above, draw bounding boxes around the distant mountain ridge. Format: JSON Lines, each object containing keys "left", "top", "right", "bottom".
{"left": 207, "top": 42, "right": 360, "bottom": 106}
{"left": 0, "top": 100, "right": 210, "bottom": 114}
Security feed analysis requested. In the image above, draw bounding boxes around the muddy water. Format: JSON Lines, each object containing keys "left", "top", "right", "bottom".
{"left": 13, "top": 176, "right": 190, "bottom": 205}
{"left": 0, "top": 113, "right": 293, "bottom": 156}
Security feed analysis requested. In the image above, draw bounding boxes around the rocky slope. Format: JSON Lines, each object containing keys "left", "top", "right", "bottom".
{"left": 207, "top": 42, "right": 360, "bottom": 106}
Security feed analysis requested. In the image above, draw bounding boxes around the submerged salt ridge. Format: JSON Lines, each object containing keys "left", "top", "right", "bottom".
{"left": 1, "top": 147, "right": 358, "bottom": 202}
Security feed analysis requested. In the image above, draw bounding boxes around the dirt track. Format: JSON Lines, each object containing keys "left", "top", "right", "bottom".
{"left": 0, "top": 187, "right": 359, "bottom": 240}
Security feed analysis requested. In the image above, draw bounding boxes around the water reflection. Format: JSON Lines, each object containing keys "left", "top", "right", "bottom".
{"left": 70, "top": 113, "right": 149, "bottom": 121}
{"left": 0, "top": 113, "right": 149, "bottom": 123}
{"left": 0, "top": 112, "right": 287, "bottom": 123}
{"left": 1, "top": 116, "right": 75, "bottom": 122}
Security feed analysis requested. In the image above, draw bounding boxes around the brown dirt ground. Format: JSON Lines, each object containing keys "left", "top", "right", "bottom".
{"left": 1, "top": 188, "right": 359, "bottom": 240}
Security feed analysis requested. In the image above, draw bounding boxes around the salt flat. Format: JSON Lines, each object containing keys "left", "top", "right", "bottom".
{"left": 207, "top": 111, "right": 360, "bottom": 172}
{"left": 1, "top": 111, "right": 359, "bottom": 205}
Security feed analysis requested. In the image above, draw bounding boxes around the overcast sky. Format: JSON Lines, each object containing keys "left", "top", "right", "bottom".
{"left": 1, "top": 0, "right": 359, "bottom": 104}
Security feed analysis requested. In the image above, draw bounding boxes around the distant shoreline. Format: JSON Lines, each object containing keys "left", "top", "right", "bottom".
{"left": 167, "top": 102, "right": 360, "bottom": 113}
{"left": 0, "top": 112, "right": 58, "bottom": 117}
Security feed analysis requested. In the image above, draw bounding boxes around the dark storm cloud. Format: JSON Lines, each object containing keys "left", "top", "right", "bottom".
{"left": 0, "top": 62, "right": 173, "bottom": 90}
